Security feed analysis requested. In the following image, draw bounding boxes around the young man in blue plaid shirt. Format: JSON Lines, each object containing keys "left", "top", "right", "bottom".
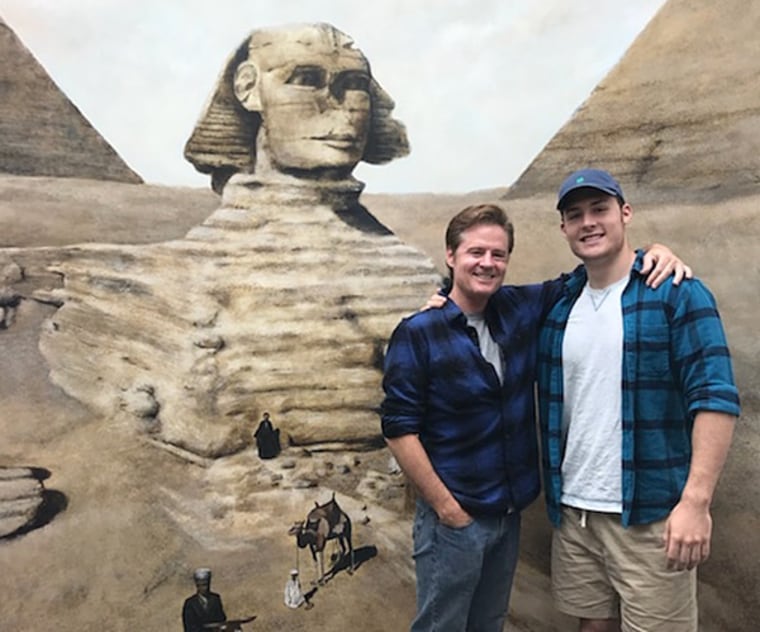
{"left": 382, "top": 203, "right": 687, "bottom": 632}
{"left": 538, "top": 169, "right": 740, "bottom": 632}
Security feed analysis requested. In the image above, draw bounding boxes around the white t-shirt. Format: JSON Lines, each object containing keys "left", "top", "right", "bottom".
{"left": 560, "top": 275, "right": 628, "bottom": 513}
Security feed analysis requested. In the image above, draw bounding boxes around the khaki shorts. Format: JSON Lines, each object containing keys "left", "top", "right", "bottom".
{"left": 552, "top": 506, "right": 697, "bottom": 632}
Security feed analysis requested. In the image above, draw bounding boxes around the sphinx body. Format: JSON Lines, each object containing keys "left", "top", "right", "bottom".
{"left": 4, "top": 24, "right": 438, "bottom": 457}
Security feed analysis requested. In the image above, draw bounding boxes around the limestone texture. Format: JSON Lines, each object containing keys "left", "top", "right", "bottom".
{"left": 0, "top": 467, "right": 45, "bottom": 537}
{"left": 6, "top": 175, "right": 439, "bottom": 457}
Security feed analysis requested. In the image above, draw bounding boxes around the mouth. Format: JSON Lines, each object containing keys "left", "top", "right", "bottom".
{"left": 473, "top": 269, "right": 500, "bottom": 282}
{"left": 580, "top": 233, "right": 604, "bottom": 244}
{"left": 312, "top": 134, "right": 359, "bottom": 149}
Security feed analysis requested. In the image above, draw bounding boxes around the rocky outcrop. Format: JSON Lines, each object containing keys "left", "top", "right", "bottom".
{"left": 507, "top": 0, "right": 760, "bottom": 204}
{"left": 0, "top": 17, "right": 141, "bottom": 183}
{"left": 0, "top": 467, "right": 46, "bottom": 537}
{"left": 6, "top": 176, "right": 440, "bottom": 458}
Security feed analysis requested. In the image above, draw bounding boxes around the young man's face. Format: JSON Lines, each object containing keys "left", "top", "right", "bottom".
{"left": 560, "top": 190, "right": 632, "bottom": 263}
{"left": 446, "top": 223, "right": 509, "bottom": 308}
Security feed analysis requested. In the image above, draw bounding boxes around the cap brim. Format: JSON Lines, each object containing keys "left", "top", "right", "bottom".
{"left": 557, "top": 185, "right": 621, "bottom": 210}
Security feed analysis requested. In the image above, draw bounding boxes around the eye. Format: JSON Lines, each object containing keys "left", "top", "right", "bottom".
{"left": 286, "top": 66, "right": 326, "bottom": 88}
{"left": 338, "top": 71, "right": 370, "bottom": 92}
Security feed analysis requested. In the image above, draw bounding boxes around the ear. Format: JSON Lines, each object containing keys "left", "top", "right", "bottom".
{"left": 445, "top": 247, "right": 455, "bottom": 270}
{"left": 621, "top": 202, "right": 633, "bottom": 225}
{"left": 233, "top": 60, "right": 262, "bottom": 111}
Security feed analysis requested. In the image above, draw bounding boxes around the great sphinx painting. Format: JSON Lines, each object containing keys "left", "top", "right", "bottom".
{"left": 1, "top": 4, "right": 759, "bottom": 632}
{"left": 4, "top": 23, "right": 440, "bottom": 460}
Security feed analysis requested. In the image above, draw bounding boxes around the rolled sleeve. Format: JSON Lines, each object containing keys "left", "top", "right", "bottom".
{"left": 381, "top": 319, "right": 428, "bottom": 438}
{"left": 670, "top": 281, "right": 741, "bottom": 418}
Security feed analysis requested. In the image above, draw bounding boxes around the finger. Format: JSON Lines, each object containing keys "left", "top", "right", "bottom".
{"left": 676, "top": 544, "right": 699, "bottom": 571}
{"left": 700, "top": 540, "right": 711, "bottom": 565}
{"left": 664, "top": 534, "right": 680, "bottom": 570}
{"left": 672, "top": 265, "right": 685, "bottom": 286}
{"left": 685, "top": 264, "right": 694, "bottom": 279}
{"left": 687, "top": 544, "right": 703, "bottom": 570}
{"left": 662, "top": 521, "right": 671, "bottom": 549}
{"left": 666, "top": 543, "right": 680, "bottom": 570}
{"left": 648, "top": 262, "right": 672, "bottom": 289}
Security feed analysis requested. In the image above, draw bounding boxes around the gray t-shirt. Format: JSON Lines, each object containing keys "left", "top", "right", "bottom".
{"left": 466, "top": 312, "right": 504, "bottom": 385}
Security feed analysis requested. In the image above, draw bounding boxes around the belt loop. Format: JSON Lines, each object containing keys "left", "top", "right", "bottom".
{"left": 579, "top": 509, "right": 588, "bottom": 529}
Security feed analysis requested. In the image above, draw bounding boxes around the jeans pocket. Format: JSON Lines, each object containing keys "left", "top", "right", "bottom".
{"left": 437, "top": 517, "right": 475, "bottom": 533}
{"left": 435, "top": 517, "right": 477, "bottom": 553}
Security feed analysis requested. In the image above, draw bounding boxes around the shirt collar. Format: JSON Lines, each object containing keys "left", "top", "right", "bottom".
{"left": 441, "top": 292, "right": 499, "bottom": 328}
{"left": 562, "top": 249, "right": 646, "bottom": 296}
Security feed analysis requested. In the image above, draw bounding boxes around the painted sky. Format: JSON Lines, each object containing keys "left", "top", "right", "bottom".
{"left": 2, "top": 0, "right": 665, "bottom": 193}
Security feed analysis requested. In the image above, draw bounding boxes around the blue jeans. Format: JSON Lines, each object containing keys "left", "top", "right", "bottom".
{"left": 411, "top": 498, "right": 521, "bottom": 632}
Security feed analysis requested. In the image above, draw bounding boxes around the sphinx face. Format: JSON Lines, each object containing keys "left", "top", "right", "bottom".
{"left": 246, "top": 26, "right": 372, "bottom": 176}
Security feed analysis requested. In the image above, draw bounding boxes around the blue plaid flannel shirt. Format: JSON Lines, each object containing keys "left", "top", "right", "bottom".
{"left": 382, "top": 280, "right": 561, "bottom": 516}
{"left": 538, "top": 251, "right": 741, "bottom": 527}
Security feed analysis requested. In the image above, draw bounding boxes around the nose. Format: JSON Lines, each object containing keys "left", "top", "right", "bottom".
{"left": 580, "top": 211, "right": 597, "bottom": 228}
{"left": 480, "top": 252, "right": 495, "bottom": 267}
{"left": 315, "top": 87, "right": 344, "bottom": 114}
{"left": 329, "top": 80, "right": 346, "bottom": 103}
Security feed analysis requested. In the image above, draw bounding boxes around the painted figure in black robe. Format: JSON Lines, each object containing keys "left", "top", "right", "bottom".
{"left": 254, "top": 412, "right": 281, "bottom": 459}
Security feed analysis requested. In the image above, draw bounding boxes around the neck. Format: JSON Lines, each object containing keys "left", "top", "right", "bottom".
{"left": 449, "top": 289, "right": 488, "bottom": 314}
{"left": 584, "top": 245, "right": 636, "bottom": 289}
{"left": 221, "top": 171, "right": 364, "bottom": 210}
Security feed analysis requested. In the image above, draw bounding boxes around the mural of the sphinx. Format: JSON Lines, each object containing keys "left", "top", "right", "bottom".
{"left": 6, "top": 23, "right": 441, "bottom": 459}
{"left": 1, "top": 3, "right": 759, "bottom": 631}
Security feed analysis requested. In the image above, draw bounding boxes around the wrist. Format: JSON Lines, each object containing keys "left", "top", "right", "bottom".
{"left": 433, "top": 496, "right": 462, "bottom": 521}
{"left": 679, "top": 489, "right": 712, "bottom": 509}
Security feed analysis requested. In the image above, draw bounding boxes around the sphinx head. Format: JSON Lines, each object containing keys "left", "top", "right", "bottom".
{"left": 185, "top": 23, "right": 409, "bottom": 192}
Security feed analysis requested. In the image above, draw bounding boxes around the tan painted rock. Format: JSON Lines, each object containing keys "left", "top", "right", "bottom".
{"left": 0, "top": 467, "right": 45, "bottom": 537}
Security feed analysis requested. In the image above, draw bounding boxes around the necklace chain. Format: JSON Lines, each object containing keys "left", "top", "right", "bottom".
{"left": 588, "top": 287, "right": 613, "bottom": 311}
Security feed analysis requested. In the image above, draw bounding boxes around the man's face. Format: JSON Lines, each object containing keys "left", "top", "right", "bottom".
{"left": 195, "top": 579, "right": 210, "bottom": 597}
{"left": 254, "top": 37, "right": 371, "bottom": 174}
{"left": 560, "top": 190, "right": 631, "bottom": 262}
{"left": 446, "top": 223, "right": 509, "bottom": 307}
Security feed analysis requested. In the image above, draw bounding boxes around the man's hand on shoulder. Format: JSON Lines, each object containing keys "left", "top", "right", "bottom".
{"left": 420, "top": 293, "right": 447, "bottom": 312}
{"left": 640, "top": 243, "right": 694, "bottom": 288}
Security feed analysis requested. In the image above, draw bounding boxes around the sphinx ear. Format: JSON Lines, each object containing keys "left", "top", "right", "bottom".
{"left": 233, "top": 61, "right": 262, "bottom": 111}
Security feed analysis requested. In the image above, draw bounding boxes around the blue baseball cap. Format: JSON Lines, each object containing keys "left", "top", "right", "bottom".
{"left": 556, "top": 168, "right": 625, "bottom": 210}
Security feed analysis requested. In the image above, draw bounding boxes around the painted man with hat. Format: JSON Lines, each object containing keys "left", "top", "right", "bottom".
{"left": 182, "top": 567, "right": 227, "bottom": 632}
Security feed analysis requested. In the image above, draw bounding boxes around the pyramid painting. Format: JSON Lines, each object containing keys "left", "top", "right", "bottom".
{"left": 0, "top": 15, "right": 142, "bottom": 183}
{"left": 508, "top": 0, "right": 760, "bottom": 204}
